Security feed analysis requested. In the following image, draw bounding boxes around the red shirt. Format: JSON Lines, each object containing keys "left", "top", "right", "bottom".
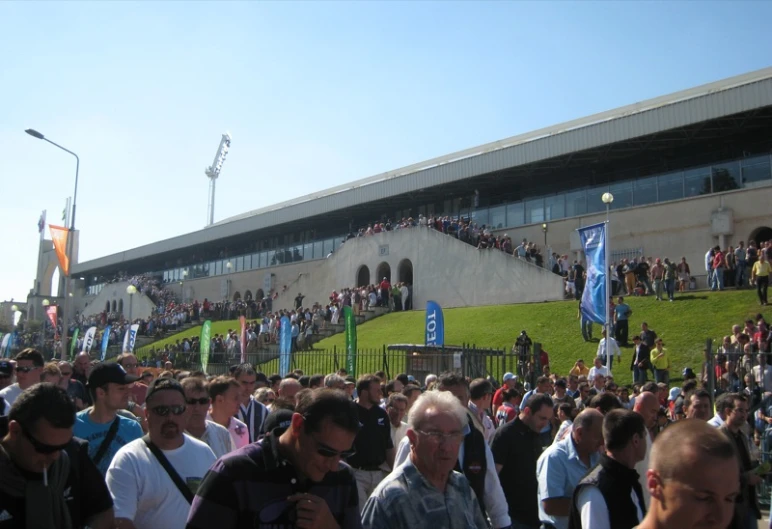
{"left": 492, "top": 386, "right": 507, "bottom": 409}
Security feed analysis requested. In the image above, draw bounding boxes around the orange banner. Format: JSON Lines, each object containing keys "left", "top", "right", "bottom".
{"left": 49, "top": 225, "right": 70, "bottom": 276}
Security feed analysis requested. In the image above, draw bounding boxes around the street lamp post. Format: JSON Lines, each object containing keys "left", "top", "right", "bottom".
{"left": 126, "top": 285, "right": 137, "bottom": 324}
{"left": 542, "top": 223, "right": 548, "bottom": 247}
{"left": 180, "top": 270, "right": 188, "bottom": 303}
{"left": 26, "top": 129, "right": 80, "bottom": 360}
{"left": 601, "top": 192, "right": 614, "bottom": 359}
{"left": 41, "top": 299, "right": 50, "bottom": 352}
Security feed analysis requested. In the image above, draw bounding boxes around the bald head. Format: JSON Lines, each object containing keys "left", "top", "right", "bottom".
{"left": 651, "top": 419, "right": 737, "bottom": 481}
{"left": 572, "top": 408, "right": 604, "bottom": 456}
{"left": 633, "top": 391, "right": 659, "bottom": 429}
{"left": 278, "top": 378, "right": 302, "bottom": 399}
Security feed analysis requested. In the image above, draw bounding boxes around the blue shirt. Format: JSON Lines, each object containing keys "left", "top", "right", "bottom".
{"left": 614, "top": 303, "right": 631, "bottom": 321}
{"left": 361, "top": 458, "right": 488, "bottom": 529}
{"left": 536, "top": 434, "right": 599, "bottom": 529}
{"left": 74, "top": 409, "right": 143, "bottom": 475}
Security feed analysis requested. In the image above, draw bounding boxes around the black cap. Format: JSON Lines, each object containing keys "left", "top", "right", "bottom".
{"left": 87, "top": 363, "right": 139, "bottom": 388}
{"left": 145, "top": 376, "right": 186, "bottom": 402}
{"left": 263, "top": 409, "right": 294, "bottom": 435}
{"left": 0, "top": 361, "right": 12, "bottom": 376}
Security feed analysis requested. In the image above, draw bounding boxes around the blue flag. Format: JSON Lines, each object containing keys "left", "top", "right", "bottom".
{"left": 279, "top": 316, "right": 292, "bottom": 377}
{"left": 100, "top": 325, "right": 112, "bottom": 361}
{"left": 578, "top": 223, "right": 607, "bottom": 325}
{"left": 425, "top": 300, "right": 445, "bottom": 347}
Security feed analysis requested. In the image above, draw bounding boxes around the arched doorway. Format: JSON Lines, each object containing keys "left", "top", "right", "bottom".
{"left": 749, "top": 226, "right": 772, "bottom": 246}
{"left": 398, "top": 259, "right": 413, "bottom": 285}
{"left": 233, "top": 291, "right": 241, "bottom": 302}
{"left": 244, "top": 290, "right": 253, "bottom": 301}
{"left": 105, "top": 301, "right": 110, "bottom": 313}
{"left": 118, "top": 299, "right": 124, "bottom": 314}
{"left": 356, "top": 265, "right": 371, "bottom": 287}
{"left": 376, "top": 262, "right": 391, "bottom": 283}
{"left": 256, "top": 288, "right": 265, "bottom": 300}
{"left": 111, "top": 300, "right": 117, "bottom": 312}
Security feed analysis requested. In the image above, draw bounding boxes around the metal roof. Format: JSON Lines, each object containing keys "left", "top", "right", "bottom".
{"left": 73, "top": 67, "right": 772, "bottom": 274}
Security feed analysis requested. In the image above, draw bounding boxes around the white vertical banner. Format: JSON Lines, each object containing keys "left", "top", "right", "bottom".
{"left": 127, "top": 324, "right": 140, "bottom": 353}
{"left": 82, "top": 326, "right": 97, "bottom": 353}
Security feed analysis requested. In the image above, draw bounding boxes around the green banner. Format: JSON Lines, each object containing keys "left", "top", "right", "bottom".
{"left": 200, "top": 320, "right": 212, "bottom": 374}
{"left": 69, "top": 328, "right": 80, "bottom": 360}
{"left": 343, "top": 306, "right": 357, "bottom": 376}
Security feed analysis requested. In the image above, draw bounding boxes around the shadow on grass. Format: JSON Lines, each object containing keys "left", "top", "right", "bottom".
{"left": 675, "top": 295, "right": 709, "bottom": 301}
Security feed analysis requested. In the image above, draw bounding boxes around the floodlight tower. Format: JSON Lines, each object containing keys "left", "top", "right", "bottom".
{"left": 205, "top": 132, "right": 232, "bottom": 226}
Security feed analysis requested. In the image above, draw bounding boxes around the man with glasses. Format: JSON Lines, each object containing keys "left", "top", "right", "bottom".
{"left": 0, "top": 348, "right": 45, "bottom": 408}
{"left": 116, "top": 353, "right": 148, "bottom": 406}
{"left": 187, "top": 388, "right": 361, "bottom": 529}
{"left": 233, "top": 364, "right": 268, "bottom": 444}
{"left": 74, "top": 363, "right": 144, "bottom": 475}
{"left": 181, "top": 376, "right": 235, "bottom": 458}
{"left": 0, "top": 383, "right": 114, "bottom": 529}
{"left": 361, "top": 390, "right": 489, "bottom": 529}
{"left": 57, "top": 360, "right": 88, "bottom": 410}
{"left": 107, "top": 377, "right": 216, "bottom": 529}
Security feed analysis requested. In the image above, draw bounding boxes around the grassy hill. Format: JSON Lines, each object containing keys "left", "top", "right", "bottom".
{"left": 140, "top": 290, "right": 766, "bottom": 386}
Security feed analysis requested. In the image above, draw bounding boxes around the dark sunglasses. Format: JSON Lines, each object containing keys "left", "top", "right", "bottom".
{"left": 150, "top": 405, "right": 187, "bottom": 416}
{"left": 21, "top": 424, "right": 71, "bottom": 454}
{"left": 309, "top": 433, "right": 356, "bottom": 459}
{"left": 186, "top": 398, "right": 210, "bottom": 406}
{"left": 17, "top": 366, "right": 39, "bottom": 374}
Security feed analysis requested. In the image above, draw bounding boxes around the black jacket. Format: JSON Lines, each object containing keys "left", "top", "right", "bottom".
{"left": 631, "top": 343, "right": 651, "bottom": 371}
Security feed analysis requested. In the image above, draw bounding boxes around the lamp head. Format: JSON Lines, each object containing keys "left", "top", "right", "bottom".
{"left": 601, "top": 192, "right": 614, "bottom": 204}
{"left": 542, "top": 223, "right": 548, "bottom": 231}
{"left": 126, "top": 285, "right": 137, "bottom": 295}
{"left": 25, "top": 128, "right": 45, "bottom": 140}
{"left": 42, "top": 299, "right": 50, "bottom": 307}
{"left": 11, "top": 305, "right": 19, "bottom": 312}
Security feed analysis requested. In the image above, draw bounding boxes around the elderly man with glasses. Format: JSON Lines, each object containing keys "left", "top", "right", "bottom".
{"left": 187, "top": 388, "right": 362, "bottom": 529}
{"left": 362, "top": 390, "right": 489, "bottom": 529}
{"left": 106, "top": 377, "right": 216, "bottom": 529}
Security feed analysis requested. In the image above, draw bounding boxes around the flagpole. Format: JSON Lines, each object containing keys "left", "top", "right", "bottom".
{"left": 601, "top": 192, "right": 614, "bottom": 370}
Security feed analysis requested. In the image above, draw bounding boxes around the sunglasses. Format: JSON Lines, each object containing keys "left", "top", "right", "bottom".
{"left": 309, "top": 433, "right": 356, "bottom": 459}
{"left": 21, "top": 424, "right": 71, "bottom": 454}
{"left": 16, "top": 366, "right": 39, "bottom": 374}
{"left": 149, "top": 405, "right": 187, "bottom": 416}
{"left": 186, "top": 398, "right": 210, "bottom": 406}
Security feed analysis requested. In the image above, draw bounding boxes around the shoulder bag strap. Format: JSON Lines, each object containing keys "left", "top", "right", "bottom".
{"left": 142, "top": 435, "right": 195, "bottom": 503}
{"left": 92, "top": 416, "right": 121, "bottom": 466}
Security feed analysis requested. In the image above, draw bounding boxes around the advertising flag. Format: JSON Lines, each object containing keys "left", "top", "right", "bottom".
{"left": 425, "top": 300, "right": 445, "bottom": 347}
{"left": 100, "top": 325, "right": 112, "bottom": 361}
{"left": 69, "top": 328, "right": 80, "bottom": 360}
{"left": 46, "top": 305, "right": 59, "bottom": 338}
{"left": 48, "top": 225, "right": 70, "bottom": 276}
{"left": 127, "top": 324, "right": 140, "bottom": 353}
{"left": 343, "top": 306, "right": 357, "bottom": 375}
{"left": 200, "top": 320, "right": 212, "bottom": 373}
{"left": 279, "top": 316, "right": 292, "bottom": 377}
{"left": 240, "top": 315, "right": 247, "bottom": 364}
{"left": 1, "top": 333, "right": 12, "bottom": 358}
{"left": 122, "top": 327, "right": 131, "bottom": 352}
{"left": 578, "top": 222, "right": 607, "bottom": 325}
{"left": 83, "top": 326, "right": 97, "bottom": 353}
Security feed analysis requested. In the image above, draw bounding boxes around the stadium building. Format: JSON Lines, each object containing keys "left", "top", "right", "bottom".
{"left": 28, "top": 67, "right": 772, "bottom": 321}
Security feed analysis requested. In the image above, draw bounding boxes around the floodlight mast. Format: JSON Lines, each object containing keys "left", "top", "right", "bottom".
{"left": 205, "top": 132, "right": 231, "bottom": 226}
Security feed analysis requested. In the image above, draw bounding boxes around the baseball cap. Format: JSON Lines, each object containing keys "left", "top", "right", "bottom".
{"left": 0, "top": 361, "right": 12, "bottom": 376}
{"left": 682, "top": 367, "right": 696, "bottom": 379}
{"left": 502, "top": 372, "right": 516, "bottom": 382}
{"left": 668, "top": 387, "right": 681, "bottom": 401}
{"left": 145, "top": 376, "right": 186, "bottom": 402}
{"left": 263, "top": 409, "right": 294, "bottom": 435}
{"left": 87, "top": 363, "right": 139, "bottom": 388}
{"left": 344, "top": 376, "right": 356, "bottom": 386}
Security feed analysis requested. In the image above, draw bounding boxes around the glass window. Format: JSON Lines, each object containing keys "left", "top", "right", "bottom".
{"left": 313, "top": 241, "right": 323, "bottom": 259}
{"left": 586, "top": 186, "right": 607, "bottom": 214}
{"left": 214, "top": 261, "right": 221, "bottom": 276}
{"left": 489, "top": 206, "right": 506, "bottom": 229}
{"left": 234, "top": 256, "right": 243, "bottom": 272}
{"left": 742, "top": 156, "right": 771, "bottom": 185}
{"left": 163, "top": 271, "right": 168, "bottom": 283}
{"left": 473, "top": 207, "right": 489, "bottom": 226}
{"left": 266, "top": 250, "right": 276, "bottom": 267}
{"left": 684, "top": 166, "right": 711, "bottom": 197}
{"left": 544, "top": 195, "right": 565, "bottom": 221}
{"left": 609, "top": 181, "right": 633, "bottom": 210}
{"left": 323, "top": 238, "right": 334, "bottom": 256}
{"left": 711, "top": 161, "right": 741, "bottom": 192}
{"left": 506, "top": 202, "right": 524, "bottom": 227}
{"left": 634, "top": 176, "right": 658, "bottom": 206}
{"left": 251, "top": 253, "right": 259, "bottom": 270}
{"left": 525, "top": 198, "right": 544, "bottom": 224}
{"left": 658, "top": 172, "right": 683, "bottom": 202}
{"left": 304, "top": 243, "right": 313, "bottom": 260}
{"left": 565, "top": 189, "right": 587, "bottom": 217}
{"left": 244, "top": 255, "right": 252, "bottom": 270}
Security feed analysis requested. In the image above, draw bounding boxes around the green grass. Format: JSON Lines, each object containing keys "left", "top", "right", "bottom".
{"left": 135, "top": 320, "right": 244, "bottom": 357}
{"left": 139, "top": 290, "right": 767, "bottom": 386}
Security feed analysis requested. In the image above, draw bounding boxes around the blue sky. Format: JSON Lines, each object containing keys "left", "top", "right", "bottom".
{"left": 1, "top": 1, "right": 771, "bottom": 302}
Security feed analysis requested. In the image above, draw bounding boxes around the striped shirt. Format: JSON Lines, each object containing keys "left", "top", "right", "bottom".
{"left": 186, "top": 432, "right": 361, "bottom": 529}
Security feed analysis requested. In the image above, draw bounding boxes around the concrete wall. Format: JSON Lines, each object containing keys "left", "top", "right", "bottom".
{"left": 81, "top": 282, "right": 157, "bottom": 320}
{"left": 492, "top": 184, "right": 772, "bottom": 284}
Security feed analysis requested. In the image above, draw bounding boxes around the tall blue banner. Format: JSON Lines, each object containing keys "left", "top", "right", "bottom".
{"left": 279, "top": 316, "right": 292, "bottom": 377}
{"left": 425, "top": 300, "right": 445, "bottom": 347}
{"left": 100, "top": 325, "right": 112, "bottom": 361}
{"left": 578, "top": 222, "right": 607, "bottom": 325}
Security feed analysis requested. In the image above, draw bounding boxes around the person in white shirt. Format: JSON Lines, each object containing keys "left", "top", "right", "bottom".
{"left": 386, "top": 393, "right": 409, "bottom": 448}
{"left": 0, "top": 348, "right": 45, "bottom": 409}
{"left": 181, "top": 377, "right": 236, "bottom": 458}
{"left": 206, "top": 376, "right": 249, "bottom": 449}
{"left": 106, "top": 377, "right": 216, "bottom": 529}
{"left": 587, "top": 357, "right": 610, "bottom": 382}
{"left": 752, "top": 354, "right": 772, "bottom": 392}
{"left": 596, "top": 329, "right": 621, "bottom": 372}
{"left": 469, "top": 379, "right": 496, "bottom": 443}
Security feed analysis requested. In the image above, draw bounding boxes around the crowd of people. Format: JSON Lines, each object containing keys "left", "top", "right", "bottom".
{"left": 0, "top": 337, "right": 764, "bottom": 529}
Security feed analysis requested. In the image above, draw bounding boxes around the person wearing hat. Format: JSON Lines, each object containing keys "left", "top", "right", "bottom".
{"left": 73, "top": 363, "right": 144, "bottom": 476}
{"left": 651, "top": 338, "right": 670, "bottom": 385}
{"left": 492, "top": 372, "right": 518, "bottom": 410}
{"left": 106, "top": 377, "right": 216, "bottom": 529}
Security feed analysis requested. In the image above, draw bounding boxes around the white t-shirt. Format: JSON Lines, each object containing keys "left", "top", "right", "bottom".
{"left": 588, "top": 366, "right": 610, "bottom": 381}
{"left": 106, "top": 434, "right": 216, "bottom": 529}
{"left": 192, "top": 420, "right": 236, "bottom": 459}
{"left": 0, "top": 383, "right": 22, "bottom": 409}
{"left": 576, "top": 484, "right": 643, "bottom": 529}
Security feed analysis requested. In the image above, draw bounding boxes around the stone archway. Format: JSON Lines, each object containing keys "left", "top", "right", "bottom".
{"left": 356, "top": 265, "right": 371, "bottom": 287}
{"left": 376, "top": 262, "right": 391, "bottom": 283}
{"left": 105, "top": 301, "right": 110, "bottom": 313}
{"left": 749, "top": 226, "right": 772, "bottom": 246}
{"left": 118, "top": 299, "right": 124, "bottom": 314}
{"left": 233, "top": 291, "right": 241, "bottom": 302}
{"left": 244, "top": 290, "right": 253, "bottom": 301}
{"left": 397, "top": 259, "right": 413, "bottom": 285}
{"left": 111, "top": 300, "right": 117, "bottom": 312}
